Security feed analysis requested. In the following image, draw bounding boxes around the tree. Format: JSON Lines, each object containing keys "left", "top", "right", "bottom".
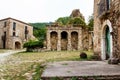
{"left": 29, "top": 23, "right": 47, "bottom": 48}
{"left": 55, "top": 17, "right": 71, "bottom": 26}
{"left": 30, "top": 23, "right": 47, "bottom": 41}
{"left": 69, "top": 17, "right": 86, "bottom": 26}
{"left": 33, "top": 27, "right": 46, "bottom": 41}
{"left": 88, "top": 15, "right": 94, "bottom": 31}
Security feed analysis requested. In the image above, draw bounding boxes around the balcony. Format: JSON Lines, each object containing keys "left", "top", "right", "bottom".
{"left": 98, "top": 0, "right": 110, "bottom": 19}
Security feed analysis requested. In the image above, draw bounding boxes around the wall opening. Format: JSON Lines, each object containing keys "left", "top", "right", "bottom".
{"left": 61, "top": 31, "right": 68, "bottom": 50}
{"left": 71, "top": 31, "right": 78, "bottom": 50}
{"left": 101, "top": 20, "right": 113, "bottom": 60}
{"left": 50, "top": 31, "right": 58, "bottom": 51}
{"left": 15, "top": 42, "right": 21, "bottom": 49}
{"left": 2, "top": 32, "right": 6, "bottom": 49}
{"left": 105, "top": 25, "right": 110, "bottom": 59}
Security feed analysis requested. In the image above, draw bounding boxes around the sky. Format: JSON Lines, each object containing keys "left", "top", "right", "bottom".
{"left": 0, "top": 0, "right": 94, "bottom": 23}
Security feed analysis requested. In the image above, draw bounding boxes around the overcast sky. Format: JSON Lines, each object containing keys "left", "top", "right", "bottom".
{"left": 0, "top": 0, "right": 94, "bottom": 23}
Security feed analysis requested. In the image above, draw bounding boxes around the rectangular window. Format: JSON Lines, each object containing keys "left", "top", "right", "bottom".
{"left": 25, "top": 26, "right": 28, "bottom": 39}
{"left": 3, "top": 32, "right": 6, "bottom": 49}
{"left": 13, "top": 32, "right": 16, "bottom": 36}
{"left": 4, "top": 22, "right": 7, "bottom": 27}
{"left": 25, "top": 26, "right": 27, "bottom": 33}
{"left": 106, "top": 0, "right": 111, "bottom": 10}
{"left": 13, "top": 22, "right": 16, "bottom": 30}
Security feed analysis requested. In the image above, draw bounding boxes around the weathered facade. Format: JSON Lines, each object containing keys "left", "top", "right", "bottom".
{"left": 46, "top": 25, "right": 91, "bottom": 51}
{"left": 94, "top": 0, "right": 120, "bottom": 60}
{"left": 0, "top": 17, "right": 35, "bottom": 49}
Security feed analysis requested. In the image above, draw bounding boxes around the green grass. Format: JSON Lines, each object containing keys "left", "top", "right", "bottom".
{"left": 0, "top": 51, "right": 93, "bottom": 80}
{"left": 0, "top": 49, "right": 10, "bottom": 53}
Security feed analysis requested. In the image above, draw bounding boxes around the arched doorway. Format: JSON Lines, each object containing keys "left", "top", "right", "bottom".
{"left": 105, "top": 26, "right": 110, "bottom": 59}
{"left": 101, "top": 20, "right": 113, "bottom": 60}
{"left": 61, "top": 31, "right": 68, "bottom": 50}
{"left": 15, "top": 42, "right": 21, "bottom": 49}
{"left": 71, "top": 31, "right": 78, "bottom": 50}
{"left": 50, "top": 31, "right": 58, "bottom": 51}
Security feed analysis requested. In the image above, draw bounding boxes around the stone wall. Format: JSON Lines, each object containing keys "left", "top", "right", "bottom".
{"left": 109, "top": 0, "right": 120, "bottom": 58}
{"left": 46, "top": 25, "right": 92, "bottom": 51}
{"left": 94, "top": 0, "right": 120, "bottom": 59}
{"left": 0, "top": 17, "right": 35, "bottom": 49}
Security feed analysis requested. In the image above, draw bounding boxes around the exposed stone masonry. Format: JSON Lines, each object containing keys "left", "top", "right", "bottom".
{"left": 46, "top": 25, "right": 91, "bottom": 51}
{"left": 94, "top": 0, "right": 120, "bottom": 60}
{"left": 0, "top": 17, "right": 35, "bottom": 49}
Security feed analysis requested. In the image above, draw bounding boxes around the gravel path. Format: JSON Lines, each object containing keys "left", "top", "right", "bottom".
{"left": 0, "top": 49, "right": 25, "bottom": 63}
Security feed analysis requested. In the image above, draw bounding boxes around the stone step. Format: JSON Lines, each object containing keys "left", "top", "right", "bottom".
{"left": 41, "top": 61, "right": 120, "bottom": 80}
{"left": 41, "top": 75, "right": 120, "bottom": 80}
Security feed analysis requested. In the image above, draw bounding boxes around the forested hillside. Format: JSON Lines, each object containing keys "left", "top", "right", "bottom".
{"left": 30, "top": 23, "right": 48, "bottom": 29}
{"left": 29, "top": 23, "right": 48, "bottom": 41}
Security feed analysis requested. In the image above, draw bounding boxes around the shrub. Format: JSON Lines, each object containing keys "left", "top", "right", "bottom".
{"left": 80, "top": 52, "right": 87, "bottom": 59}
{"left": 23, "top": 40, "right": 43, "bottom": 52}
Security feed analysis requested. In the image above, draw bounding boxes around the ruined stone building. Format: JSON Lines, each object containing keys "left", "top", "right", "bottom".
{"left": 94, "top": 0, "right": 120, "bottom": 60}
{"left": 46, "top": 9, "right": 93, "bottom": 51}
{"left": 46, "top": 25, "right": 89, "bottom": 51}
{"left": 0, "top": 17, "right": 35, "bottom": 49}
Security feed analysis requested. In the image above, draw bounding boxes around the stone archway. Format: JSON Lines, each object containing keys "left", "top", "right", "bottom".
{"left": 50, "top": 31, "right": 58, "bottom": 51}
{"left": 61, "top": 31, "right": 68, "bottom": 50}
{"left": 101, "top": 20, "right": 113, "bottom": 60}
{"left": 71, "top": 31, "right": 78, "bottom": 50}
{"left": 15, "top": 41, "right": 21, "bottom": 49}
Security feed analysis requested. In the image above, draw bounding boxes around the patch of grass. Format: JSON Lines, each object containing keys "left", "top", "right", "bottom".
{"left": 32, "top": 63, "right": 46, "bottom": 80}
{"left": 0, "top": 50, "right": 93, "bottom": 80}
{"left": 0, "top": 49, "right": 10, "bottom": 53}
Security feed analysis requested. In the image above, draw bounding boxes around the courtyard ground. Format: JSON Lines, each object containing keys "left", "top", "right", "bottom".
{"left": 41, "top": 61, "right": 120, "bottom": 79}
{"left": 0, "top": 50, "right": 120, "bottom": 80}
{"left": 0, "top": 50, "right": 92, "bottom": 80}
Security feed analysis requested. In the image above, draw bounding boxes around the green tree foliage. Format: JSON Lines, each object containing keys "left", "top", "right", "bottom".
{"left": 56, "top": 17, "right": 86, "bottom": 27}
{"left": 33, "top": 28, "right": 46, "bottom": 41}
{"left": 88, "top": 15, "right": 94, "bottom": 31}
{"left": 30, "top": 23, "right": 46, "bottom": 28}
{"left": 30, "top": 23, "right": 47, "bottom": 41}
{"left": 55, "top": 17, "right": 71, "bottom": 26}
{"left": 69, "top": 17, "right": 86, "bottom": 26}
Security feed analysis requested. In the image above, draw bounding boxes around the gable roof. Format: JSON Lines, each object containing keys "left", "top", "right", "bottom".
{"left": 0, "top": 17, "right": 32, "bottom": 26}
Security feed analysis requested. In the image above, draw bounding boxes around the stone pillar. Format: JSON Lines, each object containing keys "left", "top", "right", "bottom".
{"left": 57, "top": 30, "right": 61, "bottom": 51}
{"left": 47, "top": 31, "right": 51, "bottom": 50}
{"left": 78, "top": 28, "right": 82, "bottom": 50}
{"left": 67, "top": 31, "right": 71, "bottom": 51}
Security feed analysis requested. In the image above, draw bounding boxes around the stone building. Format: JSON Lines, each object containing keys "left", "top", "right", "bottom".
{"left": 0, "top": 17, "right": 35, "bottom": 49}
{"left": 94, "top": 0, "right": 120, "bottom": 60}
{"left": 46, "top": 9, "right": 93, "bottom": 51}
{"left": 46, "top": 24, "right": 92, "bottom": 51}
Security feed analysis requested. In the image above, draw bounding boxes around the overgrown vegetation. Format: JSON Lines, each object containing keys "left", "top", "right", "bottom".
{"left": 55, "top": 16, "right": 86, "bottom": 27}
{"left": 69, "top": 17, "right": 86, "bottom": 26}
